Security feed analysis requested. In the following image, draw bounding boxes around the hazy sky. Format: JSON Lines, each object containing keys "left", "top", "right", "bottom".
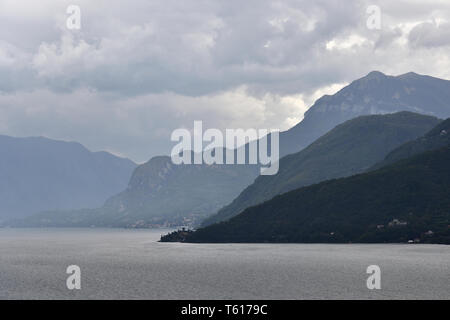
{"left": 1, "top": 0, "right": 449, "bottom": 162}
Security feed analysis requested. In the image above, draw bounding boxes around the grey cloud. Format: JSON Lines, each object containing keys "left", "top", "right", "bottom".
{"left": 409, "top": 21, "right": 450, "bottom": 48}
{"left": 374, "top": 27, "right": 403, "bottom": 49}
{"left": 0, "top": 0, "right": 449, "bottom": 161}
{"left": 2, "top": 0, "right": 364, "bottom": 96}
{"left": 2, "top": 0, "right": 449, "bottom": 96}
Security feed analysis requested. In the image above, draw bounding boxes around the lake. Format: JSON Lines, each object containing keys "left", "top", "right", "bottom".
{"left": 0, "top": 228, "right": 448, "bottom": 299}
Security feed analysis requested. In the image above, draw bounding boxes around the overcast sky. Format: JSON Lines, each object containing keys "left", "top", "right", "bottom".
{"left": 0, "top": 0, "right": 449, "bottom": 162}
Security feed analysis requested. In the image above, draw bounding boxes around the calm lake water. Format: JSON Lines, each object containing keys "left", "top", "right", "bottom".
{"left": 0, "top": 228, "right": 448, "bottom": 300}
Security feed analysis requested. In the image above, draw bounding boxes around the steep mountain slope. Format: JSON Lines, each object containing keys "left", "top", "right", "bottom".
{"left": 372, "top": 118, "right": 450, "bottom": 169}
{"left": 99, "top": 155, "right": 259, "bottom": 226}
{"left": 202, "top": 112, "right": 440, "bottom": 226}
{"left": 279, "top": 71, "right": 450, "bottom": 156}
{"left": 0, "top": 135, "right": 136, "bottom": 220}
{"left": 170, "top": 146, "right": 450, "bottom": 244}
{"left": 9, "top": 155, "right": 259, "bottom": 227}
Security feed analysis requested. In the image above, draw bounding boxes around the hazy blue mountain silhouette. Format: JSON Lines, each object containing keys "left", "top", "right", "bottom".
{"left": 0, "top": 135, "right": 136, "bottom": 221}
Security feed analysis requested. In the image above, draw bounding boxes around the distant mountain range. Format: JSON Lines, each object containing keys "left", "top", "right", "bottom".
{"left": 202, "top": 112, "right": 441, "bottom": 226}
{"left": 162, "top": 119, "right": 450, "bottom": 244}
{"left": 0, "top": 135, "right": 136, "bottom": 221}
{"left": 8, "top": 155, "right": 259, "bottom": 227}
{"left": 6, "top": 71, "right": 450, "bottom": 228}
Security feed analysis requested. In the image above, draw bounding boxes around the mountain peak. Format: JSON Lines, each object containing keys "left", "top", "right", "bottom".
{"left": 397, "top": 71, "right": 421, "bottom": 79}
{"left": 366, "top": 70, "right": 386, "bottom": 78}
{"left": 351, "top": 70, "right": 388, "bottom": 88}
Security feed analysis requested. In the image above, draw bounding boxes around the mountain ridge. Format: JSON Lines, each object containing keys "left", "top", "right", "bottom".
{"left": 279, "top": 70, "right": 450, "bottom": 156}
{"left": 166, "top": 143, "right": 450, "bottom": 244}
{"left": 371, "top": 118, "right": 450, "bottom": 170}
{"left": 202, "top": 111, "right": 441, "bottom": 226}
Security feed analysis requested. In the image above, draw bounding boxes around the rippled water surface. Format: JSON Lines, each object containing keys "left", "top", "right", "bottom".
{"left": 0, "top": 228, "right": 448, "bottom": 299}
